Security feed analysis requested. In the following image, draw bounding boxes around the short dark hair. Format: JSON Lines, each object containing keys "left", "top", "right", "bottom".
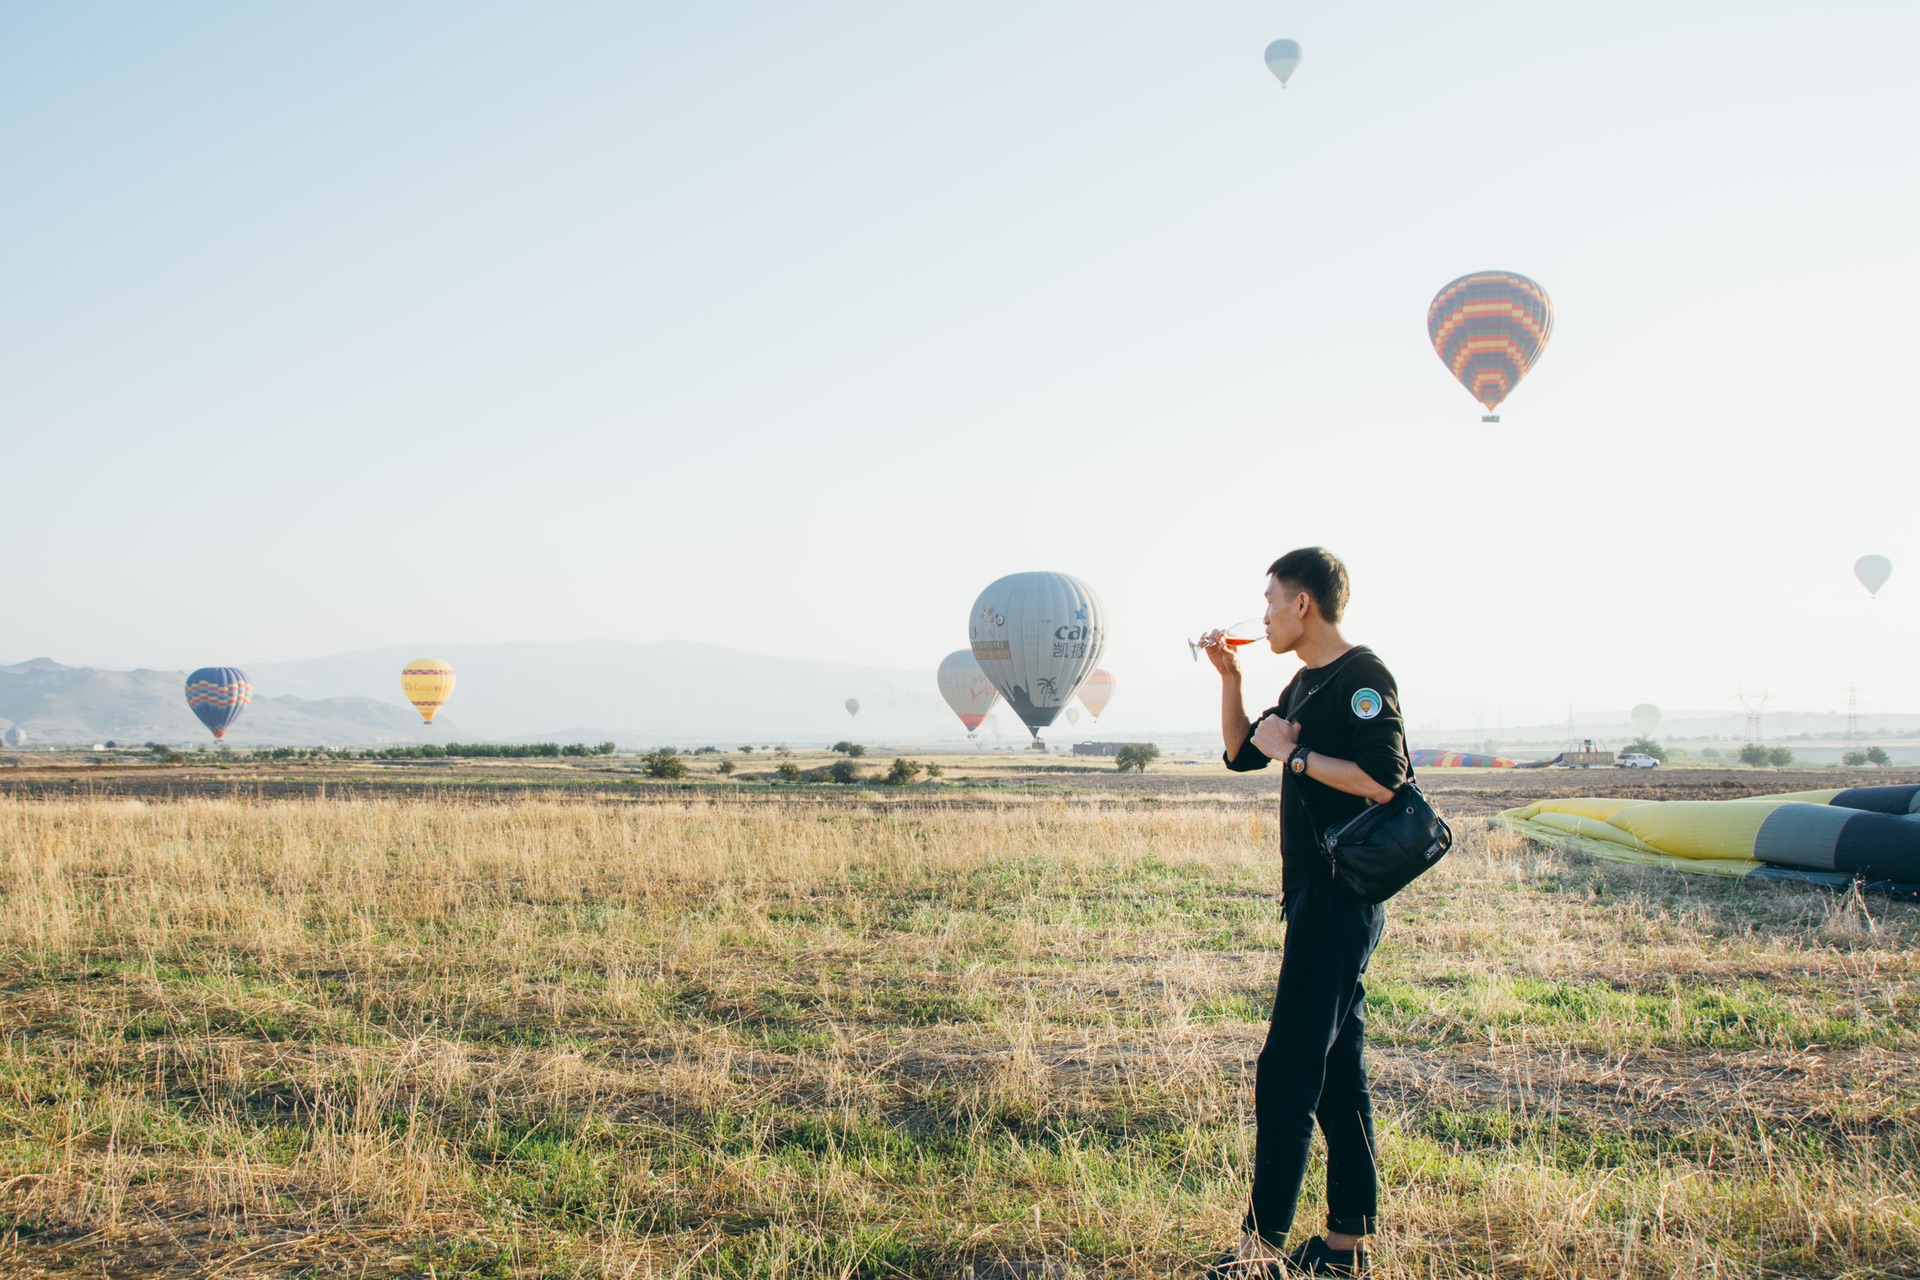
{"left": 1267, "top": 547, "right": 1350, "bottom": 623}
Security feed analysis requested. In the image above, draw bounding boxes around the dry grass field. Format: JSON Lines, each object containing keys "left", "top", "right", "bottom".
{"left": 0, "top": 785, "right": 1915, "bottom": 1278}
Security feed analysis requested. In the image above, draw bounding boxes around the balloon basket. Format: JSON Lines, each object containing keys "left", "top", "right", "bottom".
{"left": 1482, "top": 414, "right": 1500, "bottom": 423}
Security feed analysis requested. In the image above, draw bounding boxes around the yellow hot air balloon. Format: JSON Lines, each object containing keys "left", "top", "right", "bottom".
{"left": 1079, "top": 669, "right": 1117, "bottom": 721}
{"left": 401, "top": 658, "right": 456, "bottom": 724}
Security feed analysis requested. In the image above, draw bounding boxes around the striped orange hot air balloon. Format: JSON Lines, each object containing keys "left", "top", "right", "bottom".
{"left": 400, "top": 659, "right": 456, "bottom": 724}
{"left": 1427, "top": 271, "right": 1553, "bottom": 422}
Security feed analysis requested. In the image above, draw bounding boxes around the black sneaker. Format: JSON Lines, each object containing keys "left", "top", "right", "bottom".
{"left": 1282, "top": 1237, "right": 1369, "bottom": 1276}
{"left": 1198, "top": 1252, "right": 1285, "bottom": 1280}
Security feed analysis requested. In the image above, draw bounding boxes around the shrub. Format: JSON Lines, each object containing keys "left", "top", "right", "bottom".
{"left": 884, "top": 758, "right": 922, "bottom": 786}
{"left": 1766, "top": 746, "right": 1795, "bottom": 768}
{"left": 1623, "top": 736, "right": 1667, "bottom": 762}
{"left": 923, "top": 762, "right": 943, "bottom": 779}
{"left": 775, "top": 761, "right": 801, "bottom": 782}
{"left": 1738, "top": 743, "right": 1770, "bottom": 766}
{"left": 694, "top": 746, "right": 720, "bottom": 755}
{"left": 1843, "top": 750, "right": 1868, "bottom": 767}
{"left": 596, "top": 741, "right": 617, "bottom": 756}
{"left": 717, "top": 759, "right": 735, "bottom": 776}
{"left": 1699, "top": 747, "right": 1721, "bottom": 761}
{"left": 828, "top": 759, "right": 863, "bottom": 785}
{"left": 1115, "top": 743, "right": 1161, "bottom": 773}
{"left": 831, "top": 741, "right": 865, "bottom": 758}
{"left": 1866, "top": 745, "right": 1891, "bottom": 766}
{"left": 740, "top": 745, "right": 755, "bottom": 754}
{"left": 642, "top": 748, "right": 688, "bottom": 780}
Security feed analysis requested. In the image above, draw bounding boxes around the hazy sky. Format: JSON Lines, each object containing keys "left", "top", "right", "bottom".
{"left": 5, "top": 2, "right": 1916, "bottom": 728}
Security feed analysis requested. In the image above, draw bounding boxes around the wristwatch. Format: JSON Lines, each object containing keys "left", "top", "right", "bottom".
{"left": 1288, "top": 745, "right": 1311, "bottom": 776}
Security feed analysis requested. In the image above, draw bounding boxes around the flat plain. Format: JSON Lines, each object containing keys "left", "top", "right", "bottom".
{"left": 0, "top": 756, "right": 1915, "bottom": 1278}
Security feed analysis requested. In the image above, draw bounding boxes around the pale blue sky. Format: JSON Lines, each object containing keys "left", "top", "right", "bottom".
{"left": 4, "top": 2, "right": 1916, "bottom": 728}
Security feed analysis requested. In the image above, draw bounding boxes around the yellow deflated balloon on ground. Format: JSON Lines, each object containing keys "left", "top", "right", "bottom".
{"left": 1502, "top": 786, "right": 1920, "bottom": 900}
{"left": 401, "top": 659, "right": 456, "bottom": 724}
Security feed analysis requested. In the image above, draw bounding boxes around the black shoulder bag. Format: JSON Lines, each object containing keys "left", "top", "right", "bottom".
{"left": 1274, "top": 656, "right": 1453, "bottom": 905}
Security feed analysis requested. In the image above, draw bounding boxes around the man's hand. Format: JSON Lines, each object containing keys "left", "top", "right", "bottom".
{"left": 1202, "top": 630, "right": 1241, "bottom": 679}
{"left": 1250, "top": 713, "right": 1299, "bottom": 760}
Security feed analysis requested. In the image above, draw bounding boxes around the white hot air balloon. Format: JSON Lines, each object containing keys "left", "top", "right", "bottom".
{"left": 1264, "top": 38, "right": 1302, "bottom": 87}
{"left": 1630, "top": 704, "right": 1661, "bottom": 737}
{"left": 845, "top": 698, "right": 861, "bottom": 719}
{"left": 2, "top": 726, "right": 26, "bottom": 749}
{"left": 1855, "top": 555, "right": 1893, "bottom": 598}
{"left": 1066, "top": 707, "right": 1081, "bottom": 727}
{"left": 968, "top": 571, "right": 1108, "bottom": 740}
{"left": 937, "top": 650, "right": 1001, "bottom": 737}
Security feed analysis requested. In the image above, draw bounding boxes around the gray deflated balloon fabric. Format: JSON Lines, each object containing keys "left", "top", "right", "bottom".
{"left": 967, "top": 571, "right": 1107, "bottom": 738}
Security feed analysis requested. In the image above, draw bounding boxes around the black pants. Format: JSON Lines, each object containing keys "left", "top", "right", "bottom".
{"left": 1243, "top": 879, "right": 1386, "bottom": 1246}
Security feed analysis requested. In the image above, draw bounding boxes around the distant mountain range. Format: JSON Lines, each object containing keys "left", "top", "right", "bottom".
{"left": 0, "top": 657, "right": 448, "bottom": 747}
{"left": 18, "top": 641, "right": 1905, "bottom": 752}
{"left": 241, "top": 640, "right": 963, "bottom": 744}
{"left": 2, "top": 643, "right": 979, "bottom": 747}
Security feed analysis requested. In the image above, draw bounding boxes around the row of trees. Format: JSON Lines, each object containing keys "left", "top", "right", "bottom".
{"left": 640, "top": 746, "right": 945, "bottom": 786}
{"left": 356, "top": 742, "right": 617, "bottom": 760}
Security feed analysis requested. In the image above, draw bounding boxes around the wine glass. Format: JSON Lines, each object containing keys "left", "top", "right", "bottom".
{"left": 1188, "top": 617, "right": 1267, "bottom": 662}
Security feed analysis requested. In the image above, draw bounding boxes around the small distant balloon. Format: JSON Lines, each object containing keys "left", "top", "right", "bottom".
{"left": 845, "top": 698, "right": 861, "bottom": 719}
{"left": 1079, "top": 669, "right": 1117, "bottom": 721}
{"left": 401, "top": 659, "right": 457, "bottom": 724}
{"left": 1855, "top": 555, "right": 1893, "bottom": 598}
{"left": 2, "top": 726, "right": 27, "bottom": 749}
{"left": 1630, "top": 703, "right": 1662, "bottom": 737}
{"left": 1264, "top": 38, "right": 1302, "bottom": 87}
{"left": 1066, "top": 707, "right": 1081, "bottom": 727}
{"left": 185, "top": 667, "right": 252, "bottom": 740}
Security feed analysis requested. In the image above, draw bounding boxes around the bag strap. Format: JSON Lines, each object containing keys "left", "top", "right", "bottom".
{"left": 1271, "top": 648, "right": 1412, "bottom": 837}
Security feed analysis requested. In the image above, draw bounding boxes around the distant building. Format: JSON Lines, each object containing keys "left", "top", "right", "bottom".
{"left": 1071, "top": 741, "right": 1141, "bottom": 757}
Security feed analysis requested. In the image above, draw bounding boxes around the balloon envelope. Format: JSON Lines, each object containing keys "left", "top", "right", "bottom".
{"left": 1630, "top": 703, "right": 1662, "bottom": 737}
{"left": 1855, "top": 555, "right": 1893, "bottom": 597}
{"left": 2, "top": 726, "right": 27, "bottom": 749}
{"left": 1066, "top": 707, "right": 1081, "bottom": 726}
{"left": 1079, "top": 669, "right": 1117, "bottom": 719}
{"left": 401, "top": 659, "right": 456, "bottom": 724}
{"left": 1264, "top": 38, "right": 1301, "bottom": 86}
{"left": 845, "top": 698, "right": 861, "bottom": 718}
{"left": 185, "top": 667, "right": 251, "bottom": 740}
{"left": 968, "top": 571, "right": 1107, "bottom": 738}
{"left": 1428, "top": 271, "right": 1553, "bottom": 417}
{"left": 936, "top": 650, "right": 1000, "bottom": 733}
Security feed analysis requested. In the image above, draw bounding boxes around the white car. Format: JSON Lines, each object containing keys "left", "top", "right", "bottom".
{"left": 1616, "top": 753, "right": 1660, "bottom": 769}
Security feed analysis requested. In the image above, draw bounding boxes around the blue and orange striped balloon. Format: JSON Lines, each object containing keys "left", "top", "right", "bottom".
{"left": 1427, "top": 271, "right": 1553, "bottom": 421}
{"left": 184, "top": 667, "right": 252, "bottom": 740}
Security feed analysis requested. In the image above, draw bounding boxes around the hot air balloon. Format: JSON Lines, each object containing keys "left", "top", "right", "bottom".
{"left": 968, "top": 571, "right": 1107, "bottom": 740}
{"left": 1630, "top": 704, "right": 1662, "bottom": 737}
{"left": 400, "top": 659, "right": 456, "bottom": 724}
{"left": 1427, "top": 271, "right": 1553, "bottom": 422}
{"left": 845, "top": 698, "right": 861, "bottom": 719}
{"left": 1079, "top": 669, "right": 1117, "bottom": 722}
{"left": 1264, "top": 38, "right": 1302, "bottom": 87}
{"left": 937, "top": 650, "right": 1000, "bottom": 736}
{"left": 1066, "top": 707, "right": 1081, "bottom": 727}
{"left": 2, "top": 726, "right": 27, "bottom": 749}
{"left": 185, "top": 667, "right": 251, "bottom": 740}
{"left": 1856, "top": 555, "right": 1893, "bottom": 598}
